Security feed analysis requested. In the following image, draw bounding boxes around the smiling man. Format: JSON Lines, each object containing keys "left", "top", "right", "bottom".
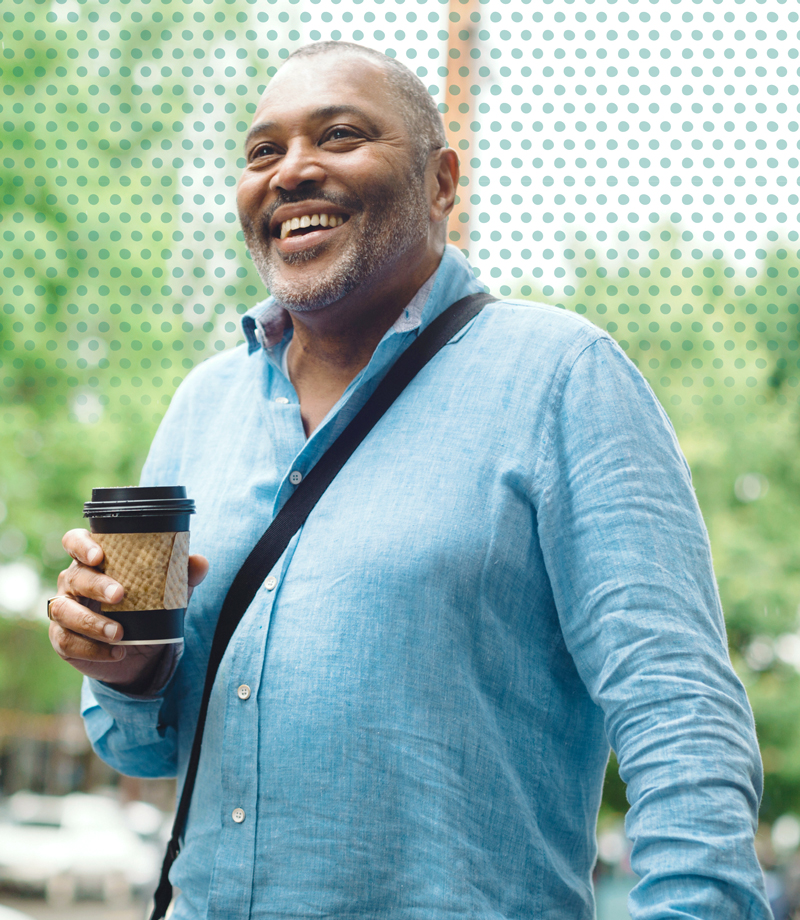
{"left": 51, "top": 42, "right": 770, "bottom": 920}
{"left": 236, "top": 44, "right": 456, "bottom": 436}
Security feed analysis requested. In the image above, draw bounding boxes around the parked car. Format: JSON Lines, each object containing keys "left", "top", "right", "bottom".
{"left": 0, "top": 791, "right": 163, "bottom": 905}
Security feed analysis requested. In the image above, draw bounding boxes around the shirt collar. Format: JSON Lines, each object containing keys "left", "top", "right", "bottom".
{"left": 241, "top": 246, "right": 482, "bottom": 358}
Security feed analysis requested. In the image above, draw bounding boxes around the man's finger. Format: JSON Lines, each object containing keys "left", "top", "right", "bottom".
{"left": 58, "top": 559, "right": 124, "bottom": 606}
{"left": 51, "top": 623, "right": 126, "bottom": 663}
{"left": 47, "top": 594, "right": 124, "bottom": 645}
{"left": 62, "top": 528, "right": 104, "bottom": 567}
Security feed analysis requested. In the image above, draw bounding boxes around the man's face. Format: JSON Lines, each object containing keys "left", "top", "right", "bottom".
{"left": 237, "top": 54, "right": 432, "bottom": 311}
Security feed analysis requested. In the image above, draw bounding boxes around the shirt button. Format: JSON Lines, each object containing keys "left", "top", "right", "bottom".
{"left": 289, "top": 470, "right": 303, "bottom": 485}
{"left": 237, "top": 684, "right": 251, "bottom": 700}
{"left": 232, "top": 808, "right": 245, "bottom": 824}
{"left": 275, "top": 396, "right": 289, "bottom": 405}
{"left": 265, "top": 576, "right": 278, "bottom": 591}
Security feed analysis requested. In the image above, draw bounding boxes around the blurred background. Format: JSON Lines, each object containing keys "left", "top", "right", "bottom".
{"left": 1, "top": 0, "right": 799, "bottom": 916}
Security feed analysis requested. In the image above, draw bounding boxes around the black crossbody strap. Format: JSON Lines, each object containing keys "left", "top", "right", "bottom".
{"left": 149, "top": 289, "right": 496, "bottom": 919}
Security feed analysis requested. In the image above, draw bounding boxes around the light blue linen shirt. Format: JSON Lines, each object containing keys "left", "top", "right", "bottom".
{"left": 82, "top": 245, "right": 769, "bottom": 920}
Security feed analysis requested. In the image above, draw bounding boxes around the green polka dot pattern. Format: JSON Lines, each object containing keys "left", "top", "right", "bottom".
{"left": 4, "top": 0, "right": 800, "bottom": 828}
{"left": 0, "top": 0, "right": 797, "bottom": 435}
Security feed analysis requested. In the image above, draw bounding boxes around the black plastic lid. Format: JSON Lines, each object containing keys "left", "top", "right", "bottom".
{"left": 84, "top": 485, "right": 196, "bottom": 518}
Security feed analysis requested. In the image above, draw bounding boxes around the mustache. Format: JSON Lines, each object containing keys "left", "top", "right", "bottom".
{"left": 260, "top": 189, "right": 364, "bottom": 235}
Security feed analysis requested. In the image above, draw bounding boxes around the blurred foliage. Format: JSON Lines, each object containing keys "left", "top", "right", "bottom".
{"left": 2, "top": 0, "right": 800, "bottom": 825}
{"left": 0, "top": 616, "right": 82, "bottom": 713}
{"left": 0, "top": 0, "right": 286, "bottom": 431}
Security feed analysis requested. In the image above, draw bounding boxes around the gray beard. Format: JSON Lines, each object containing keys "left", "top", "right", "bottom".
{"left": 241, "top": 181, "right": 430, "bottom": 313}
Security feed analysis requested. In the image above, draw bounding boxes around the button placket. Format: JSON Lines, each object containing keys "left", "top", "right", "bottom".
{"left": 216, "top": 619, "right": 263, "bottom": 848}
{"left": 207, "top": 503, "right": 303, "bottom": 919}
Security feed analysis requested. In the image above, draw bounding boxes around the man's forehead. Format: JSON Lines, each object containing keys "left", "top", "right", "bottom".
{"left": 253, "top": 53, "right": 393, "bottom": 121}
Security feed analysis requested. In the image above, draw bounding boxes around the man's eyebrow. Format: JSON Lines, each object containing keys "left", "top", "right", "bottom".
{"left": 243, "top": 122, "right": 279, "bottom": 152}
{"left": 243, "top": 105, "right": 383, "bottom": 152}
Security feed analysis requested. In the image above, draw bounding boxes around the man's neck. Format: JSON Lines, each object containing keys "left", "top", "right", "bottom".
{"left": 284, "top": 259, "right": 440, "bottom": 437}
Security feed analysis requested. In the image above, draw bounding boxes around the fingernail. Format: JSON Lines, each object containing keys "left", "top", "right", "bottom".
{"left": 103, "top": 623, "right": 118, "bottom": 640}
{"left": 88, "top": 548, "right": 101, "bottom": 565}
{"left": 104, "top": 584, "right": 120, "bottom": 602}
{"left": 111, "top": 646, "right": 125, "bottom": 659}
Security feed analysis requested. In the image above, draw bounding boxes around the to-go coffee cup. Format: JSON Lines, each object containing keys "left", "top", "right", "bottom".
{"left": 83, "top": 486, "right": 196, "bottom": 645}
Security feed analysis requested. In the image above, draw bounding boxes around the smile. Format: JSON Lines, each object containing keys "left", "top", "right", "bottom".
{"left": 278, "top": 213, "right": 348, "bottom": 240}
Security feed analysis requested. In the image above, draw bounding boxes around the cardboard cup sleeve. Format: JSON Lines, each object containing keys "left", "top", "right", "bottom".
{"left": 94, "top": 531, "right": 190, "bottom": 613}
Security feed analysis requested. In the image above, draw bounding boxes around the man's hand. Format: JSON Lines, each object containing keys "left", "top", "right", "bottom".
{"left": 49, "top": 528, "right": 209, "bottom": 690}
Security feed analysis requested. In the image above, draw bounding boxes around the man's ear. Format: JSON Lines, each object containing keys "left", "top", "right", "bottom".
{"left": 429, "top": 147, "right": 459, "bottom": 225}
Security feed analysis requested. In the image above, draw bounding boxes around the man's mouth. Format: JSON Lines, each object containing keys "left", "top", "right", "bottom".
{"left": 276, "top": 213, "right": 349, "bottom": 240}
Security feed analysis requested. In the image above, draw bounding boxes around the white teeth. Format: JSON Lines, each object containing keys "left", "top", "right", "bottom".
{"left": 279, "top": 213, "right": 344, "bottom": 239}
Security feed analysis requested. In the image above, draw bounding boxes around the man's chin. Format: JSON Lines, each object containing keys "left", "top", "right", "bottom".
{"left": 268, "top": 281, "right": 355, "bottom": 312}
{"left": 261, "top": 264, "right": 358, "bottom": 312}
{"left": 246, "top": 238, "right": 359, "bottom": 311}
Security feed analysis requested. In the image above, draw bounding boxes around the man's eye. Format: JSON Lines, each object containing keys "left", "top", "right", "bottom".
{"left": 324, "top": 126, "right": 360, "bottom": 142}
{"left": 250, "top": 144, "right": 279, "bottom": 160}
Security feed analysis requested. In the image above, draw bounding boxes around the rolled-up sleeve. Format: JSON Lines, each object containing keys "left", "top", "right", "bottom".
{"left": 81, "top": 677, "right": 179, "bottom": 778}
{"left": 537, "top": 336, "right": 770, "bottom": 919}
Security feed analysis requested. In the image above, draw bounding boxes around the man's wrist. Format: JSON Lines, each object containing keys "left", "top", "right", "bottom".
{"left": 101, "top": 643, "right": 183, "bottom": 698}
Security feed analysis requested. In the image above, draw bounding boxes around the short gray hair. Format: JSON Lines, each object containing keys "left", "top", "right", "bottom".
{"left": 283, "top": 41, "right": 446, "bottom": 176}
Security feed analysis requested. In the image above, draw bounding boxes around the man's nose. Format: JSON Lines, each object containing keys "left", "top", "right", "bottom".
{"left": 269, "top": 141, "right": 326, "bottom": 192}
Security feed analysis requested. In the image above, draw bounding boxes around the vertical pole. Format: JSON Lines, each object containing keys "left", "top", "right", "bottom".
{"left": 445, "top": 0, "right": 480, "bottom": 256}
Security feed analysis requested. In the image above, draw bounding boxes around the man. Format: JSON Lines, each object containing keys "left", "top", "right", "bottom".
{"left": 50, "top": 42, "right": 770, "bottom": 919}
